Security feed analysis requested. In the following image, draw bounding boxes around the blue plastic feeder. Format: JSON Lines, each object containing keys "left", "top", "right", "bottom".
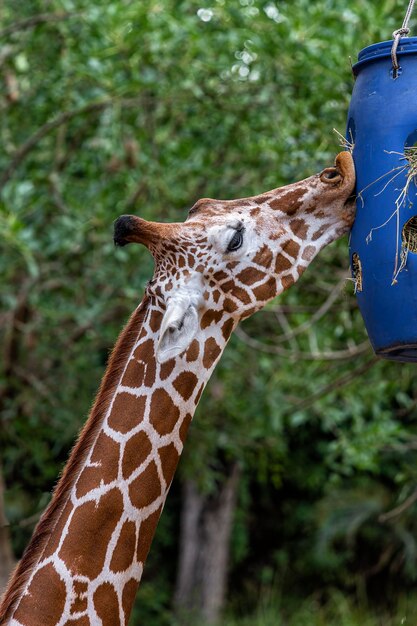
{"left": 348, "top": 37, "right": 417, "bottom": 362}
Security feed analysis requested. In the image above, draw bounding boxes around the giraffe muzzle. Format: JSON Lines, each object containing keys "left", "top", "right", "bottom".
{"left": 113, "top": 215, "right": 174, "bottom": 252}
{"left": 113, "top": 215, "right": 138, "bottom": 247}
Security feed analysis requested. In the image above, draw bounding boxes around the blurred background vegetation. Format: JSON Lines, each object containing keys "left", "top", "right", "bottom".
{"left": 2, "top": 1, "right": 417, "bottom": 624}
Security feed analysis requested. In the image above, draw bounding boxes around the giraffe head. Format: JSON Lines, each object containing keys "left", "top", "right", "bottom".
{"left": 114, "top": 152, "right": 355, "bottom": 362}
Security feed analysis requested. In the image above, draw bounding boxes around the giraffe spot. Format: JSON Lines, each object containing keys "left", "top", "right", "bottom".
{"left": 250, "top": 207, "right": 261, "bottom": 217}
{"left": 222, "top": 318, "right": 234, "bottom": 340}
{"left": 254, "top": 193, "right": 272, "bottom": 204}
{"left": 189, "top": 197, "right": 214, "bottom": 215}
{"left": 70, "top": 580, "right": 88, "bottom": 614}
{"left": 13, "top": 563, "right": 66, "bottom": 626}
{"left": 270, "top": 187, "right": 305, "bottom": 214}
{"left": 160, "top": 358, "right": 175, "bottom": 380}
{"left": 129, "top": 460, "right": 161, "bottom": 510}
{"left": 213, "top": 289, "right": 221, "bottom": 303}
{"left": 224, "top": 298, "right": 238, "bottom": 313}
{"left": 130, "top": 339, "right": 156, "bottom": 387}
{"left": 186, "top": 339, "right": 199, "bottom": 362}
{"left": 110, "top": 520, "right": 137, "bottom": 573}
{"left": 312, "top": 223, "right": 332, "bottom": 241}
{"left": 237, "top": 268, "right": 267, "bottom": 285}
{"left": 219, "top": 279, "right": 234, "bottom": 293}
{"left": 144, "top": 360, "right": 156, "bottom": 387}
{"left": 178, "top": 255, "right": 185, "bottom": 267}
{"left": 290, "top": 218, "right": 308, "bottom": 239}
{"left": 93, "top": 582, "right": 120, "bottom": 626}
{"left": 302, "top": 245, "right": 316, "bottom": 261}
{"left": 226, "top": 261, "right": 239, "bottom": 271}
{"left": 122, "top": 431, "right": 153, "bottom": 479}
{"left": 59, "top": 488, "right": 123, "bottom": 579}
{"left": 108, "top": 392, "right": 146, "bottom": 433}
{"left": 149, "top": 310, "right": 163, "bottom": 333}
{"left": 241, "top": 306, "right": 258, "bottom": 319}
{"left": 179, "top": 413, "right": 192, "bottom": 444}
{"left": 252, "top": 277, "right": 277, "bottom": 301}
{"left": 76, "top": 432, "right": 120, "bottom": 498}
{"left": 187, "top": 254, "right": 195, "bottom": 268}
{"left": 201, "top": 309, "right": 223, "bottom": 329}
{"left": 173, "top": 371, "right": 198, "bottom": 401}
{"left": 43, "top": 499, "right": 73, "bottom": 557}
{"left": 296, "top": 264, "right": 306, "bottom": 278}
{"left": 269, "top": 230, "right": 283, "bottom": 241}
{"left": 213, "top": 270, "right": 228, "bottom": 282}
{"left": 149, "top": 388, "right": 180, "bottom": 435}
{"left": 158, "top": 443, "right": 180, "bottom": 487}
{"left": 203, "top": 338, "right": 221, "bottom": 369}
{"left": 274, "top": 253, "right": 292, "bottom": 273}
{"left": 136, "top": 507, "right": 162, "bottom": 563}
{"left": 283, "top": 239, "right": 300, "bottom": 259}
{"left": 131, "top": 339, "right": 154, "bottom": 360}
{"left": 195, "top": 383, "right": 205, "bottom": 405}
{"left": 196, "top": 264, "right": 204, "bottom": 272}
{"left": 138, "top": 323, "right": 151, "bottom": 341}
{"left": 281, "top": 274, "right": 295, "bottom": 290}
{"left": 232, "top": 287, "right": 252, "bottom": 305}
{"left": 122, "top": 578, "right": 139, "bottom": 623}
{"left": 122, "top": 358, "right": 146, "bottom": 388}
{"left": 63, "top": 618, "right": 90, "bottom": 626}
{"left": 252, "top": 244, "right": 273, "bottom": 268}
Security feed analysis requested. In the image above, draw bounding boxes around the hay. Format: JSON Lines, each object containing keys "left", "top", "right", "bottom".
{"left": 358, "top": 143, "right": 417, "bottom": 285}
{"left": 402, "top": 215, "right": 417, "bottom": 253}
{"left": 351, "top": 252, "right": 363, "bottom": 293}
{"left": 333, "top": 127, "right": 354, "bottom": 153}
{"left": 332, "top": 131, "right": 417, "bottom": 286}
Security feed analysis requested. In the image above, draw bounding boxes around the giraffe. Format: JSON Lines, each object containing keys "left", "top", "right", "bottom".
{"left": 0, "top": 152, "right": 355, "bottom": 626}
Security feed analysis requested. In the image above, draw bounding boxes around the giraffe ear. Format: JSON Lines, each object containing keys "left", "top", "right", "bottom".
{"left": 156, "top": 300, "right": 199, "bottom": 363}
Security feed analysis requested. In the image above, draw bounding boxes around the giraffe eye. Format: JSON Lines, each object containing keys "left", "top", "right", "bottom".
{"left": 227, "top": 227, "right": 244, "bottom": 252}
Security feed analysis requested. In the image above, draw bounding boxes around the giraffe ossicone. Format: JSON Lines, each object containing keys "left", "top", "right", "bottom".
{"left": 0, "top": 152, "right": 355, "bottom": 626}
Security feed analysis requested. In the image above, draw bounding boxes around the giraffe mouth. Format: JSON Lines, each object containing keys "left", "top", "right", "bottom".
{"left": 342, "top": 193, "right": 357, "bottom": 227}
{"left": 334, "top": 151, "right": 356, "bottom": 226}
{"left": 114, "top": 215, "right": 137, "bottom": 247}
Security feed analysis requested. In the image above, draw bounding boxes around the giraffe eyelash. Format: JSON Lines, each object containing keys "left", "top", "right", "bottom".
{"left": 226, "top": 225, "right": 245, "bottom": 252}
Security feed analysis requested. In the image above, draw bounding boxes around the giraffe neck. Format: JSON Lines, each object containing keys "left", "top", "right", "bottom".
{"left": 1, "top": 295, "right": 233, "bottom": 626}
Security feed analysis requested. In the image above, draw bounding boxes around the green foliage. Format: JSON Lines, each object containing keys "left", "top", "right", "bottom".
{"left": 225, "top": 589, "right": 417, "bottom": 626}
{"left": 2, "top": 0, "right": 417, "bottom": 623}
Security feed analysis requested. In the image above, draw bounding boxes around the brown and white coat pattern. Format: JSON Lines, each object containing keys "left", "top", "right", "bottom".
{"left": 1, "top": 152, "right": 355, "bottom": 626}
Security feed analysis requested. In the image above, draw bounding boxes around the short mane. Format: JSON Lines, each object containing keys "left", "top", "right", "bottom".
{"left": 0, "top": 296, "right": 150, "bottom": 624}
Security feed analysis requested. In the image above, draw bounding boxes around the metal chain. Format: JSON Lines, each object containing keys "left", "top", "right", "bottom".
{"left": 391, "top": 0, "right": 416, "bottom": 78}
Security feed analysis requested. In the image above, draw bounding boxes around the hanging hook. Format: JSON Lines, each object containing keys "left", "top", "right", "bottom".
{"left": 391, "top": 0, "right": 416, "bottom": 78}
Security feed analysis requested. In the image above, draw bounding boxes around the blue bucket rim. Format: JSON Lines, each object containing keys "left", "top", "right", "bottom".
{"left": 353, "top": 36, "right": 417, "bottom": 75}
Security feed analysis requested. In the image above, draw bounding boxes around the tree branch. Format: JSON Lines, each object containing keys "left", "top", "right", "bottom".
{"left": 12, "top": 366, "right": 58, "bottom": 406}
{"left": 235, "top": 325, "right": 371, "bottom": 361}
{"left": 262, "top": 302, "right": 357, "bottom": 314}
{"left": 125, "top": 180, "right": 148, "bottom": 212}
{"left": 379, "top": 488, "right": 417, "bottom": 523}
{"left": 291, "top": 355, "right": 379, "bottom": 412}
{"left": 271, "top": 277, "right": 347, "bottom": 345}
{"left": 0, "top": 12, "right": 83, "bottom": 38}
{"left": 0, "top": 97, "right": 144, "bottom": 190}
